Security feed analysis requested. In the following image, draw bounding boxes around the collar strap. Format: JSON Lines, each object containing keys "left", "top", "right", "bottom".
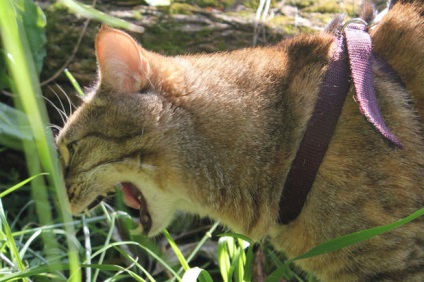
{"left": 278, "top": 20, "right": 403, "bottom": 225}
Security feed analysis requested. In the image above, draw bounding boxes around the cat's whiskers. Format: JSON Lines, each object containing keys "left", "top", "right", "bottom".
{"left": 50, "top": 85, "right": 71, "bottom": 119}
{"left": 42, "top": 93, "right": 67, "bottom": 125}
{"left": 53, "top": 83, "right": 77, "bottom": 116}
{"left": 140, "top": 163, "right": 157, "bottom": 172}
{"left": 46, "top": 124, "right": 63, "bottom": 142}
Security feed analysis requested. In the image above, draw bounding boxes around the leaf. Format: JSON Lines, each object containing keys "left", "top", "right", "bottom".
{"left": 266, "top": 263, "right": 292, "bottom": 282}
{"left": 0, "top": 102, "right": 33, "bottom": 151}
{"left": 13, "top": 0, "right": 47, "bottom": 76}
{"left": 182, "top": 267, "right": 213, "bottom": 282}
{"left": 59, "top": 0, "right": 145, "bottom": 33}
{"left": 217, "top": 232, "right": 254, "bottom": 244}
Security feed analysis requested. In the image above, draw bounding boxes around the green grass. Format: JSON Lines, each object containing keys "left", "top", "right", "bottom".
{"left": 0, "top": 0, "right": 423, "bottom": 281}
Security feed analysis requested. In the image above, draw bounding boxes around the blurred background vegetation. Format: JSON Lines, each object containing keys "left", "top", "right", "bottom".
{"left": 0, "top": 0, "right": 393, "bottom": 281}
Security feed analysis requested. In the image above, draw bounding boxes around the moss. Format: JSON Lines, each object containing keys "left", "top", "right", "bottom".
{"left": 195, "top": 27, "right": 214, "bottom": 38}
{"left": 165, "top": 3, "right": 196, "bottom": 15}
{"left": 302, "top": 0, "right": 356, "bottom": 16}
{"left": 268, "top": 15, "right": 316, "bottom": 36}
{"left": 227, "top": 9, "right": 254, "bottom": 19}
{"left": 242, "top": 0, "right": 260, "bottom": 10}
{"left": 286, "top": 0, "right": 315, "bottom": 9}
{"left": 242, "top": 0, "right": 278, "bottom": 11}
{"left": 176, "top": 0, "right": 235, "bottom": 9}
{"left": 269, "top": 15, "right": 292, "bottom": 26}
{"left": 197, "top": 0, "right": 235, "bottom": 8}
{"left": 310, "top": 13, "right": 336, "bottom": 25}
{"left": 304, "top": 2, "right": 341, "bottom": 13}
{"left": 140, "top": 20, "right": 212, "bottom": 54}
{"left": 46, "top": 1, "right": 69, "bottom": 13}
{"left": 132, "top": 10, "right": 143, "bottom": 20}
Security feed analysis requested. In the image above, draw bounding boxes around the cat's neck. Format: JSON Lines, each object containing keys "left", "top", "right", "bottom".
{"left": 166, "top": 34, "right": 335, "bottom": 239}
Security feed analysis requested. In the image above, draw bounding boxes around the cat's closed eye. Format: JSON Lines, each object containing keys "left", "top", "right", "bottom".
{"left": 67, "top": 141, "right": 78, "bottom": 159}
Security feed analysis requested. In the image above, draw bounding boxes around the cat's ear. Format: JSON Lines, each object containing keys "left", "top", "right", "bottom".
{"left": 95, "top": 25, "right": 150, "bottom": 94}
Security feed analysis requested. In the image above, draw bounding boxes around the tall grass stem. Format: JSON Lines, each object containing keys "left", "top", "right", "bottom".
{"left": 0, "top": 0, "right": 81, "bottom": 279}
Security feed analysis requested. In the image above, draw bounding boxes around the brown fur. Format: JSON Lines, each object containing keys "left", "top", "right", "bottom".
{"left": 57, "top": 1, "right": 424, "bottom": 280}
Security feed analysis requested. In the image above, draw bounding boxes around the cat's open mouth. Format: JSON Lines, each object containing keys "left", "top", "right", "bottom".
{"left": 120, "top": 182, "right": 152, "bottom": 235}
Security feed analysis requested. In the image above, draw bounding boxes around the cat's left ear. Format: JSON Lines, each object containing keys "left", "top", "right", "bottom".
{"left": 95, "top": 25, "right": 150, "bottom": 94}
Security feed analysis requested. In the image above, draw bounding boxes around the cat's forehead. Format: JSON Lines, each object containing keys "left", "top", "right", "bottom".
{"left": 57, "top": 99, "right": 103, "bottom": 139}
{"left": 60, "top": 94, "right": 161, "bottom": 140}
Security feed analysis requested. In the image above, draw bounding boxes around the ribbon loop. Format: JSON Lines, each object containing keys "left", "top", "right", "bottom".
{"left": 344, "top": 23, "right": 403, "bottom": 148}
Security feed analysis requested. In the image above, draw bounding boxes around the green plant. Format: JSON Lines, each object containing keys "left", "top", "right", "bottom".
{"left": 0, "top": 0, "right": 81, "bottom": 280}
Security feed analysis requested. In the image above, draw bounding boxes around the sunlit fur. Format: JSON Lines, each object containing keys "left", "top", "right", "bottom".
{"left": 57, "top": 1, "right": 424, "bottom": 280}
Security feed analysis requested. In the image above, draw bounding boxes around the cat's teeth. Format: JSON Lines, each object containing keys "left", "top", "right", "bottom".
{"left": 139, "top": 205, "right": 152, "bottom": 235}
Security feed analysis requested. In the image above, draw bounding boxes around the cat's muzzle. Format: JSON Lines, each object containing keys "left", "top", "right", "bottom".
{"left": 85, "top": 191, "right": 115, "bottom": 211}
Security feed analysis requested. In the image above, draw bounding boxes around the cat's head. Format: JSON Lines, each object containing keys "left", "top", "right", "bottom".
{"left": 56, "top": 26, "right": 192, "bottom": 236}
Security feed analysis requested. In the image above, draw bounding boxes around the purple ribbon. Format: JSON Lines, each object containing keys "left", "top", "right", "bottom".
{"left": 345, "top": 22, "right": 403, "bottom": 148}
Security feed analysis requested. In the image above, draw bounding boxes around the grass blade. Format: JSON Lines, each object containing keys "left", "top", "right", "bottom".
{"left": 90, "top": 240, "right": 182, "bottom": 281}
{"left": 59, "top": 0, "right": 144, "bottom": 33}
{"left": 163, "top": 229, "right": 190, "bottom": 271}
{"left": 0, "top": 173, "right": 47, "bottom": 198}
{"left": 0, "top": 199, "right": 27, "bottom": 282}
{"left": 114, "top": 247, "right": 156, "bottom": 282}
{"left": 172, "top": 221, "right": 220, "bottom": 282}
{"left": 292, "top": 207, "right": 424, "bottom": 261}
{"left": 0, "top": 263, "right": 69, "bottom": 281}
{"left": 64, "top": 68, "right": 85, "bottom": 97}
{"left": 243, "top": 243, "right": 254, "bottom": 282}
{"left": 267, "top": 207, "right": 424, "bottom": 282}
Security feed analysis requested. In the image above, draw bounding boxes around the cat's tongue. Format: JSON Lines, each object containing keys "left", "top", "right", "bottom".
{"left": 121, "top": 182, "right": 142, "bottom": 210}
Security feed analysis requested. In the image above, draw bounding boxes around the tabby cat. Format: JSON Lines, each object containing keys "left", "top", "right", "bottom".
{"left": 56, "top": 0, "right": 424, "bottom": 280}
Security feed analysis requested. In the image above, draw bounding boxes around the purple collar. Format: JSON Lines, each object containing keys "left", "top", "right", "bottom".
{"left": 278, "top": 19, "right": 404, "bottom": 224}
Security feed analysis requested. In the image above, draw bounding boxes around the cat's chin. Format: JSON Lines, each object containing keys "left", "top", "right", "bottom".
{"left": 121, "top": 182, "right": 152, "bottom": 235}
